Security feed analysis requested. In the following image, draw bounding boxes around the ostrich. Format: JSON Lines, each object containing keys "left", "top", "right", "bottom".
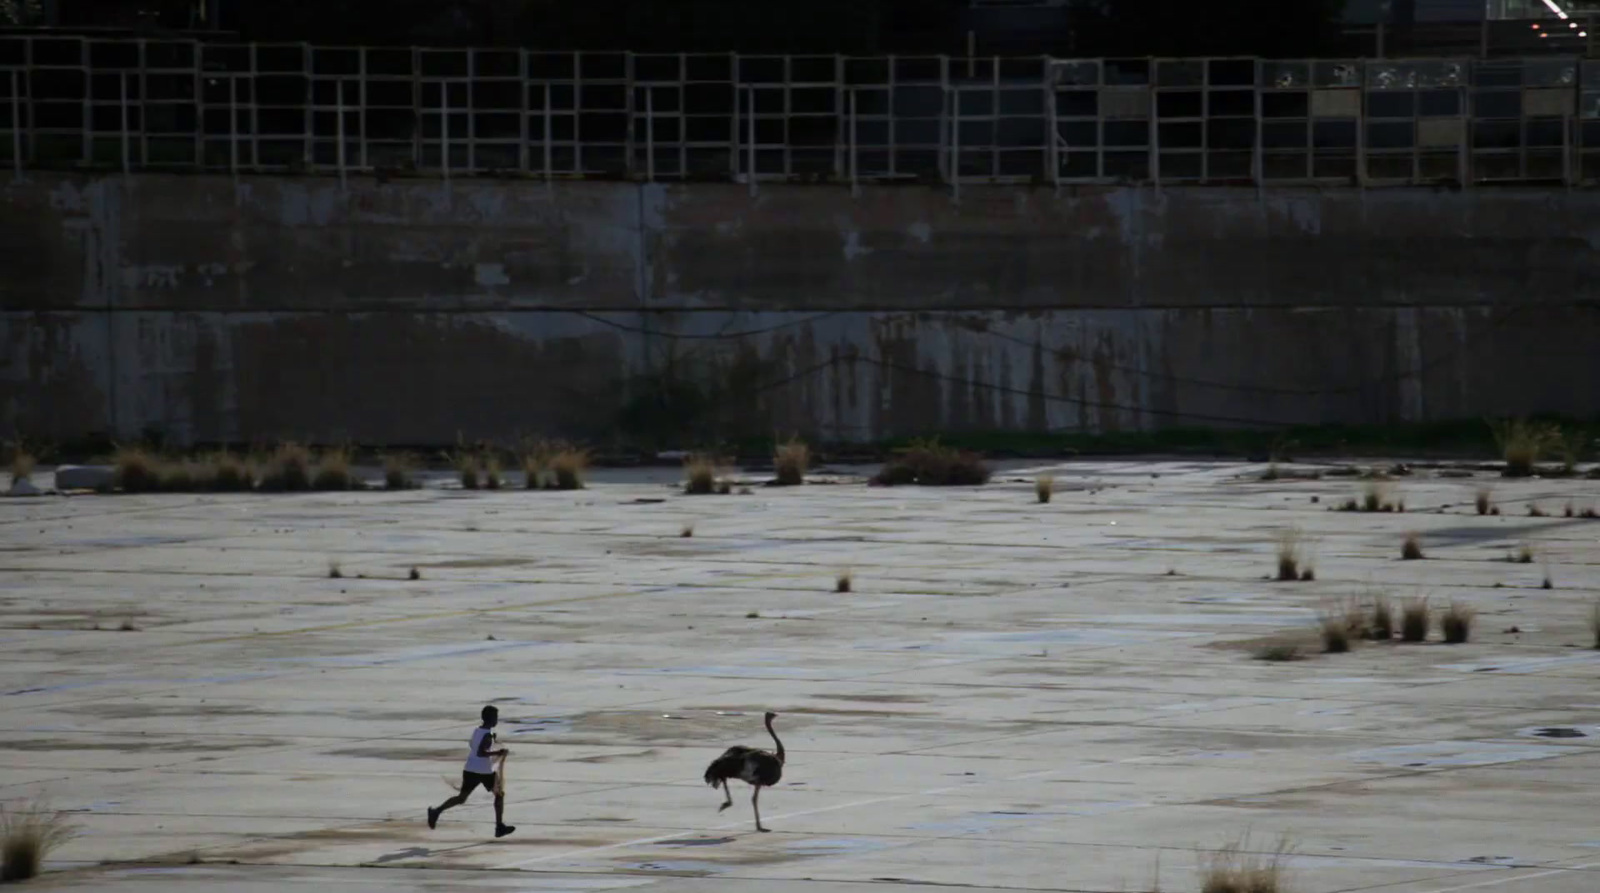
{"left": 703, "top": 711, "right": 785, "bottom": 832}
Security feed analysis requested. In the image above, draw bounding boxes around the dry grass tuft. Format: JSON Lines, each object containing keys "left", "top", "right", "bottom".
{"left": 1589, "top": 600, "right": 1600, "bottom": 650}
{"left": 680, "top": 523, "right": 694, "bottom": 538}
{"left": 207, "top": 451, "right": 253, "bottom": 491}
{"left": 259, "top": 443, "right": 313, "bottom": 492}
{"left": 1252, "top": 642, "right": 1305, "bottom": 662}
{"left": 483, "top": 454, "right": 504, "bottom": 490}
{"left": 683, "top": 454, "right": 721, "bottom": 495}
{"left": 408, "top": 567, "right": 421, "bottom": 581}
{"left": 1363, "top": 480, "right": 1390, "bottom": 512}
{"left": 836, "top": 570, "right": 853, "bottom": 593}
{"left": 1319, "top": 613, "right": 1351, "bottom": 654}
{"left": 1036, "top": 474, "right": 1055, "bottom": 504}
{"left": 1528, "top": 503, "right": 1546, "bottom": 518}
{"left": 1492, "top": 418, "right": 1558, "bottom": 477}
{"left": 383, "top": 453, "right": 416, "bottom": 490}
{"left": 1514, "top": 543, "right": 1535, "bottom": 564}
{"left": 1400, "top": 597, "right": 1430, "bottom": 642}
{"left": 1275, "top": 529, "right": 1303, "bottom": 582}
{"left": 457, "top": 452, "right": 480, "bottom": 490}
{"left": 873, "top": 438, "right": 991, "bottom": 487}
{"left": 113, "top": 445, "right": 163, "bottom": 493}
{"left": 1441, "top": 601, "right": 1475, "bottom": 644}
{"left": 328, "top": 560, "right": 342, "bottom": 579}
{"left": 1, "top": 800, "right": 78, "bottom": 882}
{"left": 1583, "top": 507, "right": 1600, "bottom": 520}
{"left": 1299, "top": 567, "right": 1315, "bottom": 582}
{"left": 547, "top": 447, "right": 588, "bottom": 490}
{"left": 773, "top": 438, "right": 810, "bottom": 487}
{"left": 1198, "top": 835, "right": 1292, "bottom": 893}
{"left": 1401, "top": 531, "right": 1424, "bottom": 560}
{"left": 312, "top": 447, "right": 357, "bottom": 491}
{"left": 118, "top": 618, "right": 139, "bottom": 632}
{"left": 9, "top": 449, "right": 36, "bottom": 484}
{"left": 1370, "top": 594, "right": 1395, "bottom": 641}
{"left": 1475, "top": 488, "right": 1494, "bottom": 516}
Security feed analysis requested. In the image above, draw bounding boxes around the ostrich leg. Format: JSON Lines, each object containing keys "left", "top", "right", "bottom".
{"left": 753, "top": 786, "right": 768, "bottom": 832}
{"left": 718, "top": 780, "right": 733, "bottom": 812}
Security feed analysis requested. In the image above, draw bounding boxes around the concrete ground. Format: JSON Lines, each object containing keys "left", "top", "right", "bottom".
{"left": 3, "top": 460, "right": 1600, "bottom": 892}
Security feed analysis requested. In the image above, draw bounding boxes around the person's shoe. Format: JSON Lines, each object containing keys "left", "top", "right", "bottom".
{"left": 495, "top": 824, "right": 516, "bottom": 838}
{"left": 427, "top": 807, "right": 439, "bottom": 830}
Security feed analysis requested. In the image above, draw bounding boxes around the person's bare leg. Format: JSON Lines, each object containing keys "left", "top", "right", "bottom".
{"left": 430, "top": 781, "right": 472, "bottom": 829}
{"left": 494, "top": 794, "right": 505, "bottom": 827}
{"left": 753, "top": 786, "right": 768, "bottom": 832}
{"left": 718, "top": 780, "right": 733, "bottom": 812}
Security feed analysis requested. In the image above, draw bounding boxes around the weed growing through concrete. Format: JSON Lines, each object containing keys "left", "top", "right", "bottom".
{"left": 1400, "top": 597, "right": 1430, "bottom": 642}
{"left": 1299, "top": 566, "right": 1315, "bottom": 582}
{"left": 683, "top": 454, "right": 720, "bottom": 495}
{"left": 1590, "top": 600, "right": 1600, "bottom": 650}
{"left": 208, "top": 451, "right": 253, "bottom": 492}
{"left": 1441, "top": 602, "right": 1475, "bottom": 644}
{"left": 1319, "top": 612, "right": 1351, "bottom": 653}
{"left": 1036, "top": 473, "right": 1055, "bottom": 504}
{"left": 1370, "top": 594, "right": 1395, "bottom": 641}
{"left": 482, "top": 454, "right": 503, "bottom": 490}
{"left": 746, "top": 611, "right": 760, "bottom": 619}
{"left": 836, "top": 570, "right": 853, "bottom": 593}
{"left": 1492, "top": 418, "right": 1558, "bottom": 477}
{"left": 259, "top": 443, "right": 313, "bottom": 492}
{"left": 0, "top": 800, "right": 77, "bottom": 882}
{"left": 547, "top": 447, "right": 588, "bottom": 490}
{"left": 383, "top": 453, "right": 416, "bottom": 490}
{"left": 312, "top": 447, "right": 358, "bottom": 491}
{"left": 1475, "top": 488, "right": 1494, "bottom": 516}
{"left": 457, "top": 452, "right": 480, "bottom": 490}
{"left": 1252, "top": 643, "right": 1305, "bottom": 662}
{"left": 1198, "top": 834, "right": 1291, "bottom": 893}
{"left": 1583, "top": 507, "right": 1600, "bottom": 520}
{"left": 8, "top": 449, "right": 35, "bottom": 487}
{"left": 1401, "top": 532, "right": 1424, "bottom": 560}
{"left": 1275, "top": 528, "right": 1304, "bottom": 582}
{"left": 113, "top": 445, "right": 163, "bottom": 493}
{"left": 1557, "top": 426, "right": 1588, "bottom": 476}
{"left": 680, "top": 523, "right": 694, "bottom": 538}
{"left": 1528, "top": 503, "right": 1546, "bottom": 518}
{"left": 1363, "top": 480, "right": 1392, "bottom": 512}
{"left": 1513, "top": 543, "right": 1535, "bottom": 564}
{"left": 118, "top": 619, "right": 139, "bottom": 632}
{"left": 328, "top": 560, "right": 342, "bottom": 579}
{"left": 408, "top": 567, "right": 421, "bottom": 581}
{"left": 873, "top": 438, "right": 991, "bottom": 486}
{"left": 1566, "top": 501, "right": 1576, "bottom": 518}
{"left": 773, "top": 438, "right": 809, "bottom": 486}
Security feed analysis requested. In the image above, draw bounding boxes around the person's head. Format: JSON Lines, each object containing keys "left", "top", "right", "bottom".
{"left": 481, "top": 705, "right": 499, "bottom": 727}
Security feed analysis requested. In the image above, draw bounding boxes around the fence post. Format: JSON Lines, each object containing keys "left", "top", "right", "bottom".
{"left": 543, "top": 81, "right": 552, "bottom": 180}
{"left": 120, "top": 71, "right": 130, "bottom": 176}
{"left": 11, "top": 71, "right": 22, "bottom": 181}
{"left": 645, "top": 87, "right": 654, "bottom": 182}
{"left": 951, "top": 87, "right": 961, "bottom": 204}
{"left": 747, "top": 85, "right": 756, "bottom": 197}
{"left": 849, "top": 89, "right": 858, "bottom": 197}
{"left": 336, "top": 78, "right": 347, "bottom": 192}
{"left": 229, "top": 75, "right": 239, "bottom": 185}
{"left": 442, "top": 82, "right": 451, "bottom": 185}
{"left": 1044, "top": 63, "right": 1058, "bottom": 190}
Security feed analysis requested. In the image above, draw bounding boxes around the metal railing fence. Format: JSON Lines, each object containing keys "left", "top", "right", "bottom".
{"left": 3, "top": 36, "right": 1600, "bottom": 188}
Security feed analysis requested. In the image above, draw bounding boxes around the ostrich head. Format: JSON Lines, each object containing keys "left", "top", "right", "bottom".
{"left": 764, "top": 711, "right": 778, "bottom": 722}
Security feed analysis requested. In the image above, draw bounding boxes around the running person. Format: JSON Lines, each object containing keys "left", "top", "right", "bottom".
{"left": 427, "top": 705, "right": 515, "bottom": 838}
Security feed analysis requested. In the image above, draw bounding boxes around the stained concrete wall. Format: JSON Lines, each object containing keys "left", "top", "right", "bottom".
{"left": 2, "top": 174, "right": 1597, "bottom": 446}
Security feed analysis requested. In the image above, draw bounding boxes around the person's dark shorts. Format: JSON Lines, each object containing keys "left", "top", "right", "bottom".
{"left": 461, "top": 771, "right": 498, "bottom": 794}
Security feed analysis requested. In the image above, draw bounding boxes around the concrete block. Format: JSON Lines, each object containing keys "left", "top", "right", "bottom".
{"left": 1311, "top": 89, "right": 1361, "bottom": 118}
{"left": 54, "top": 465, "right": 114, "bottom": 491}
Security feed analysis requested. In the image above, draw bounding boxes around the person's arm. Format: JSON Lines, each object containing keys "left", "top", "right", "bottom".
{"left": 478, "top": 730, "right": 508, "bottom": 758}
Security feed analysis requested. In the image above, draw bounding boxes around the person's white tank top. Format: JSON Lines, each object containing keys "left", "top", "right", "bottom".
{"left": 464, "top": 727, "right": 495, "bottom": 774}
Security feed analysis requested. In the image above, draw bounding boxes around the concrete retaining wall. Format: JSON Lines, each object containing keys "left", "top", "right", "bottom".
{"left": 3, "top": 174, "right": 1597, "bottom": 445}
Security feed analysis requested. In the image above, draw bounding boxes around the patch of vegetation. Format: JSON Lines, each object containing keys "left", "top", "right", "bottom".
{"left": 383, "top": 453, "right": 417, "bottom": 490}
{"left": 773, "top": 438, "right": 809, "bottom": 486}
{"left": 680, "top": 523, "right": 694, "bottom": 538}
{"left": 1, "top": 800, "right": 77, "bottom": 882}
{"left": 1252, "top": 643, "right": 1305, "bottom": 662}
{"left": 258, "top": 443, "right": 313, "bottom": 492}
{"left": 1275, "top": 528, "right": 1304, "bottom": 582}
{"left": 456, "top": 451, "right": 480, "bottom": 490}
{"left": 1528, "top": 503, "right": 1546, "bottom": 518}
{"left": 207, "top": 451, "right": 254, "bottom": 491}
{"left": 1036, "top": 473, "right": 1055, "bottom": 504}
{"left": 409, "top": 567, "right": 421, "bottom": 581}
{"left": 482, "top": 454, "right": 504, "bottom": 490}
{"left": 873, "top": 438, "right": 991, "bottom": 487}
{"left": 1401, "top": 532, "right": 1424, "bottom": 561}
{"left": 1370, "top": 594, "right": 1394, "bottom": 641}
{"left": 836, "top": 570, "right": 853, "bottom": 593}
{"left": 1319, "top": 612, "right": 1351, "bottom": 654}
{"left": 1441, "top": 602, "right": 1475, "bottom": 644}
{"left": 1475, "top": 487, "right": 1494, "bottom": 516}
{"left": 8, "top": 448, "right": 35, "bottom": 485}
{"left": 1590, "top": 599, "right": 1600, "bottom": 650}
{"left": 1198, "top": 834, "right": 1291, "bottom": 893}
{"left": 328, "top": 560, "right": 342, "bottom": 579}
{"left": 1513, "top": 543, "right": 1535, "bottom": 564}
{"left": 1491, "top": 418, "right": 1558, "bottom": 478}
{"left": 547, "top": 447, "right": 589, "bottom": 490}
{"left": 312, "top": 446, "right": 359, "bottom": 491}
{"left": 113, "top": 445, "right": 163, "bottom": 493}
{"left": 1400, "top": 597, "right": 1430, "bottom": 642}
{"left": 683, "top": 454, "right": 722, "bottom": 495}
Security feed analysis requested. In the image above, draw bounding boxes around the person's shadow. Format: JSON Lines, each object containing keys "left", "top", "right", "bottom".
{"left": 371, "top": 846, "right": 432, "bottom": 864}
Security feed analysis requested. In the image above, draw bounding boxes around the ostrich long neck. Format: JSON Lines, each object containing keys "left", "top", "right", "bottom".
{"left": 766, "top": 716, "right": 786, "bottom": 764}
